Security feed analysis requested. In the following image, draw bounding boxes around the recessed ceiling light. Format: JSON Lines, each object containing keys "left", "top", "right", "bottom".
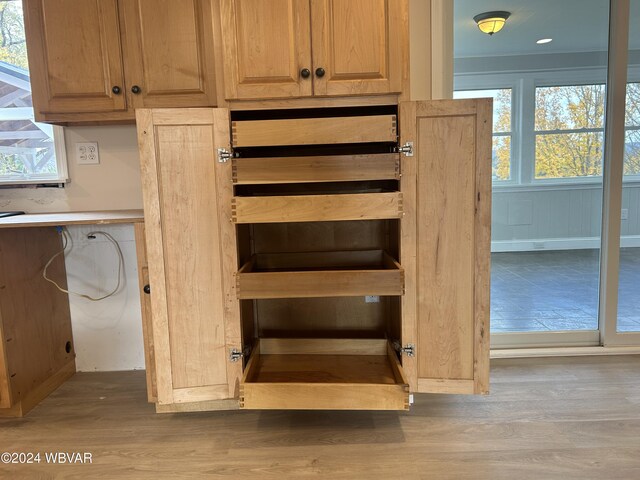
{"left": 536, "top": 38, "right": 553, "bottom": 44}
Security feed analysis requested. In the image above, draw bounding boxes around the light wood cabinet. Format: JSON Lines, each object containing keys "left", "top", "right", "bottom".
{"left": 0, "top": 228, "right": 75, "bottom": 417}
{"left": 137, "top": 108, "right": 240, "bottom": 407}
{"left": 23, "top": 0, "right": 127, "bottom": 117}
{"left": 400, "top": 100, "right": 492, "bottom": 395}
{"left": 136, "top": 99, "right": 491, "bottom": 412}
{"left": 220, "top": 0, "right": 408, "bottom": 100}
{"left": 24, "top": 0, "right": 219, "bottom": 123}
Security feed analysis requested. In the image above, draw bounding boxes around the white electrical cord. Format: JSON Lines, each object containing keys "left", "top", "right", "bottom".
{"left": 43, "top": 227, "right": 125, "bottom": 301}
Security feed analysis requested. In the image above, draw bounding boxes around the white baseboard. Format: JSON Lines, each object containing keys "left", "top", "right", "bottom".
{"left": 492, "top": 235, "right": 640, "bottom": 252}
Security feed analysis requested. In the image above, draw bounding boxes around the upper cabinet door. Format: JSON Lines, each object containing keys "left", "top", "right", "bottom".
{"left": 119, "top": 0, "right": 218, "bottom": 108}
{"left": 310, "top": 0, "right": 407, "bottom": 96}
{"left": 137, "top": 108, "right": 241, "bottom": 405}
{"left": 24, "top": 0, "right": 127, "bottom": 115}
{"left": 400, "top": 100, "right": 492, "bottom": 395}
{"left": 219, "top": 0, "right": 313, "bottom": 100}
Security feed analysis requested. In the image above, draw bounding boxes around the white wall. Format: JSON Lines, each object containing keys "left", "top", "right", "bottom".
{"left": 1, "top": 125, "right": 145, "bottom": 371}
{"left": 492, "top": 184, "right": 640, "bottom": 251}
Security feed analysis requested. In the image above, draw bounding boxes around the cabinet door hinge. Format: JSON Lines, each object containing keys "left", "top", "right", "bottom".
{"left": 217, "top": 148, "right": 235, "bottom": 163}
{"left": 229, "top": 345, "right": 251, "bottom": 362}
{"left": 392, "top": 341, "right": 415, "bottom": 357}
{"left": 395, "top": 142, "right": 413, "bottom": 157}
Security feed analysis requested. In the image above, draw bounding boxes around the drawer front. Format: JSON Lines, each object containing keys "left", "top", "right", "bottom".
{"left": 240, "top": 339, "right": 410, "bottom": 410}
{"left": 232, "top": 192, "right": 403, "bottom": 224}
{"left": 237, "top": 269, "right": 403, "bottom": 299}
{"left": 232, "top": 115, "right": 397, "bottom": 147}
{"left": 232, "top": 154, "right": 400, "bottom": 185}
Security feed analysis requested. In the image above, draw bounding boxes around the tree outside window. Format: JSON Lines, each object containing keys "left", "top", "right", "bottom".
{"left": 0, "top": 0, "right": 65, "bottom": 184}
{"left": 453, "top": 88, "right": 512, "bottom": 181}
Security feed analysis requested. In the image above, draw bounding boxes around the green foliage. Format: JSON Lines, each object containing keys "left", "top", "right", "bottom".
{"left": 0, "top": 0, "right": 27, "bottom": 69}
{"left": 534, "top": 85, "right": 606, "bottom": 179}
{"left": 490, "top": 83, "right": 640, "bottom": 181}
{"left": 492, "top": 89, "right": 511, "bottom": 180}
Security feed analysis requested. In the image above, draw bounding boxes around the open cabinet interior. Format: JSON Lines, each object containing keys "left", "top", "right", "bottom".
{"left": 230, "top": 106, "right": 409, "bottom": 410}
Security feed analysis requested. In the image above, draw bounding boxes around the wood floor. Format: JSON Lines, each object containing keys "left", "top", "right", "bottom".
{"left": 1, "top": 355, "right": 640, "bottom": 479}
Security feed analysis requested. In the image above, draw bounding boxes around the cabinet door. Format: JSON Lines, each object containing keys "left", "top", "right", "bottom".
{"left": 24, "top": 0, "right": 127, "bottom": 115}
{"left": 120, "top": 0, "right": 218, "bottom": 108}
{"left": 137, "top": 108, "right": 241, "bottom": 405}
{"left": 400, "top": 100, "right": 492, "bottom": 395}
{"left": 219, "top": 0, "right": 312, "bottom": 99}
{"left": 310, "top": 0, "right": 407, "bottom": 96}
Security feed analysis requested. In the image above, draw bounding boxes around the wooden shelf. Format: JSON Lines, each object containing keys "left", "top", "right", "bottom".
{"left": 236, "top": 250, "right": 403, "bottom": 299}
{"left": 232, "top": 192, "right": 402, "bottom": 224}
{"left": 240, "top": 338, "right": 409, "bottom": 410}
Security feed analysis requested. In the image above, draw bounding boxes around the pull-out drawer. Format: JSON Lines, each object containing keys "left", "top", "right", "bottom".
{"left": 236, "top": 250, "right": 404, "bottom": 299}
{"left": 232, "top": 192, "right": 403, "bottom": 224}
{"left": 232, "top": 154, "right": 400, "bottom": 185}
{"left": 232, "top": 115, "right": 397, "bottom": 147}
{"left": 240, "top": 338, "right": 410, "bottom": 410}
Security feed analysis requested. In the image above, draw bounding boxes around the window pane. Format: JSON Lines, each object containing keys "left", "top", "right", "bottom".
{"left": 535, "top": 85, "right": 606, "bottom": 131}
{"left": 535, "top": 132, "right": 603, "bottom": 179}
{"left": 618, "top": 0, "right": 640, "bottom": 333}
{"left": 453, "top": 88, "right": 511, "bottom": 133}
{"left": 492, "top": 135, "right": 511, "bottom": 180}
{"left": 625, "top": 129, "right": 640, "bottom": 176}
{"left": 0, "top": 0, "right": 60, "bottom": 183}
{"left": 626, "top": 83, "right": 640, "bottom": 127}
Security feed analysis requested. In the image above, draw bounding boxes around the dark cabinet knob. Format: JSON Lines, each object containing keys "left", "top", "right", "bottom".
{"left": 315, "top": 67, "right": 326, "bottom": 78}
{"left": 300, "top": 68, "right": 311, "bottom": 78}
{"left": 143, "top": 284, "right": 151, "bottom": 295}
{"left": 112, "top": 86, "right": 121, "bottom": 94}
{"left": 131, "top": 85, "right": 142, "bottom": 94}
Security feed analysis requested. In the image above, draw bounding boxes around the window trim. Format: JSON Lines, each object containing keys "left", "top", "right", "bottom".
{"left": 0, "top": 125, "right": 68, "bottom": 186}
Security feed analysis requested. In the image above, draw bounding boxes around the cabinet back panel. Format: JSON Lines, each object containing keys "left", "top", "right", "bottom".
{"left": 255, "top": 297, "right": 390, "bottom": 337}
{"left": 251, "top": 220, "right": 396, "bottom": 255}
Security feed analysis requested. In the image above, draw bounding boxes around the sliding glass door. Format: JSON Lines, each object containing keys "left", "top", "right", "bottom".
{"left": 454, "top": 0, "right": 640, "bottom": 348}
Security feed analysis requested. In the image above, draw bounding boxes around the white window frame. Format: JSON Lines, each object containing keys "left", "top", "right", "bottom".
{"left": 0, "top": 124, "right": 68, "bottom": 186}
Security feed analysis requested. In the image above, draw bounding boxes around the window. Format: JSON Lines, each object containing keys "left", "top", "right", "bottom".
{"left": 0, "top": 0, "right": 66, "bottom": 185}
{"left": 535, "top": 85, "right": 605, "bottom": 180}
{"left": 455, "top": 77, "right": 640, "bottom": 186}
{"left": 453, "top": 88, "right": 512, "bottom": 181}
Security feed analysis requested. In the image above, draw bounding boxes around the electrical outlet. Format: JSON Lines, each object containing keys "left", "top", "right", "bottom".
{"left": 621, "top": 208, "right": 629, "bottom": 220}
{"left": 365, "top": 295, "right": 380, "bottom": 303}
{"left": 76, "top": 142, "right": 100, "bottom": 165}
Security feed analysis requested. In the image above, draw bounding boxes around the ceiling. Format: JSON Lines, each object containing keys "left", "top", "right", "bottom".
{"left": 454, "top": 0, "right": 640, "bottom": 58}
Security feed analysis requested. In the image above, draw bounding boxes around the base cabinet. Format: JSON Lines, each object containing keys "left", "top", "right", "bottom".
{"left": 136, "top": 99, "right": 491, "bottom": 412}
{"left": 0, "top": 228, "right": 76, "bottom": 417}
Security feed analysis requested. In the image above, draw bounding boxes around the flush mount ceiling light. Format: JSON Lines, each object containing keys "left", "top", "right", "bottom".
{"left": 536, "top": 38, "right": 553, "bottom": 44}
{"left": 473, "top": 11, "right": 511, "bottom": 35}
